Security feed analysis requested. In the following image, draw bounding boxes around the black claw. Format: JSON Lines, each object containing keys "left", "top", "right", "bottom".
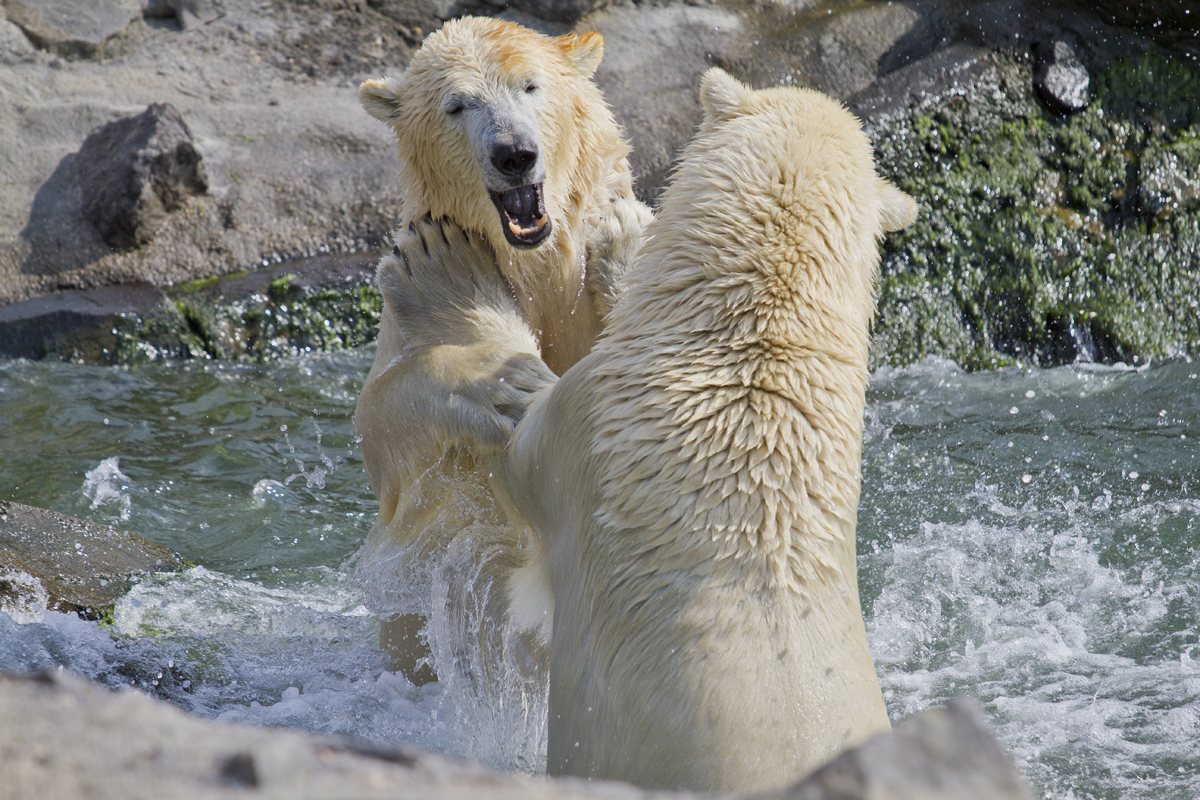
{"left": 393, "top": 243, "right": 401, "bottom": 257}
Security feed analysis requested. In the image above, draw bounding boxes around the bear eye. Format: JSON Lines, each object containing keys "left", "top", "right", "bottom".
{"left": 525, "top": 82, "right": 538, "bottom": 94}
{"left": 444, "top": 97, "right": 465, "bottom": 116}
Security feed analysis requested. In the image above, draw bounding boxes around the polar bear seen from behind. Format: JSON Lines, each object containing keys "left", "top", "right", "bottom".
{"left": 500, "top": 68, "right": 918, "bottom": 793}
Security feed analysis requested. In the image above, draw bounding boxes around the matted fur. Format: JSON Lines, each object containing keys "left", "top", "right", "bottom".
{"left": 499, "top": 68, "right": 917, "bottom": 792}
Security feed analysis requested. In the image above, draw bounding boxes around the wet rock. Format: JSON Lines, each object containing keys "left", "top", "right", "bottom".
{"left": 868, "top": 44, "right": 1200, "bottom": 369}
{"left": 0, "top": 283, "right": 173, "bottom": 361}
{"left": 159, "top": 251, "right": 382, "bottom": 362}
{"left": 782, "top": 699, "right": 1033, "bottom": 800}
{"left": 1033, "top": 40, "right": 1089, "bottom": 114}
{"left": 77, "top": 103, "right": 209, "bottom": 251}
{"left": 3, "top": 0, "right": 143, "bottom": 58}
{"left": 730, "top": 1, "right": 921, "bottom": 101}
{"left": 1139, "top": 145, "right": 1200, "bottom": 217}
{"left": 0, "top": 501, "right": 181, "bottom": 619}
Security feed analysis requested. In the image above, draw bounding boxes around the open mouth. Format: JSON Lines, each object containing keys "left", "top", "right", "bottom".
{"left": 489, "top": 183, "right": 552, "bottom": 249}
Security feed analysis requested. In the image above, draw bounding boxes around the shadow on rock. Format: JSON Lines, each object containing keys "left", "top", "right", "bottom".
{"left": 19, "top": 103, "right": 208, "bottom": 278}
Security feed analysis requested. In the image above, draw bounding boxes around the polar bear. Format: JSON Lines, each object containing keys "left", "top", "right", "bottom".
{"left": 353, "top": 17, "right": 650, "bottom": 680}
{"left": 498, "top": 69, "right": 918, "bottom": 792}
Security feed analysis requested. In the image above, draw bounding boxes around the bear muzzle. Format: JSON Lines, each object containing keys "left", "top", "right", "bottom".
{"left": 490, "top": 182, "right": 552, "bottom": 249}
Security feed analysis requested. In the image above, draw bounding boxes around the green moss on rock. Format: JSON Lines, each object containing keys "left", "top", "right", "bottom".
{"left": 871, "top": 48, "right": 1200, "bottom": 370}
{"left": 110, "top": 268, "right": 384, "bottom": 365}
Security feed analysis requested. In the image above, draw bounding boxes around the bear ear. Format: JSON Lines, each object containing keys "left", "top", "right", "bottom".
{"left": 699, "top": 68, "right": 750, "bottom": 121}
{"left": 360, "top": 75, "right": 404, "bottom": 124}
{"left": 556, "top": 31, "right": 605, "bottom": 78}
{"left": 878, "top": 179, "right": 918, "bottom": 232}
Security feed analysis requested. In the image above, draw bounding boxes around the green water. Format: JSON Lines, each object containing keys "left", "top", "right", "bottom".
{"left": 1, "top": 351, "right": 1198, "bottom": 798}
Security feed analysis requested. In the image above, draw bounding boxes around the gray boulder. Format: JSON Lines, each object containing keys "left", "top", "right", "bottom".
{"left": 76, "top": 103, "right": 209, "bottom": 250}
{"left": 0, "top": 282, "right": 174, "bottom": 360}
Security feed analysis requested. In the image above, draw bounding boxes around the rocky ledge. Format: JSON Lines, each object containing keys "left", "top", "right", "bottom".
{"left": 0, "top": 670, "right": 1032, "bottom": 800}
{"left": 1, "top": 0, "right": 1197, "bottom": 371}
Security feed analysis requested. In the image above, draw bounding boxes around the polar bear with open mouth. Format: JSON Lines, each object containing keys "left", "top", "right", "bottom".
{"left": 354, "top": 17, "right": 650, "bottom": 680}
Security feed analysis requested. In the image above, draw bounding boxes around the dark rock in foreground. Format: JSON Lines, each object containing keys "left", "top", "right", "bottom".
{"left": 0, "top": 670, "right": 1031, "bottom": 800}
{"left": 0, "top": 501, "right": 182, "bottom": 618}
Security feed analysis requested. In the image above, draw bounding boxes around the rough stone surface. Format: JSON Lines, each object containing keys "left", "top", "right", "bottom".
{"left": 0, "top": 670, "right": 1032, "bottom": 800}
{"left": 1033, "top": 39, "right": 1089, "bottom": 113}
{"left": 588, "top": 3, "right": 745, "bottom": 204}
{"left": 0, "top": 501, "right": 181, "bottom": 618}
{"left": 0, "top": 15, "right": 34, "bottom": 59}
{"left": 0, "top": 283, "right": 172, "bottom": 360}
{"left": 0, "top": 670, "right": 691, "bottom": 800}
{"left": 468, "top": 0, "right": 608, "bottom": 26}
{"left": 77, "top": 103, "right": 209, "bottom": 250}
{"left": 784, "top": 700, "right": 1034, "bottom": 800}
{"left": 169, "top": 0, "right": 227, "bottom": 31}
{"left": 3, "top": 0, "right": 143, "bottom": 57}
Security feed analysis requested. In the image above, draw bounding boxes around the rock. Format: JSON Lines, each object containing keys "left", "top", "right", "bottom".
{"left": 781, "top": 699, "right": 1033, "bottom": 800}
{"left": 0, "top": 283, "right": 173, "bottom": 360}
{"left": 161, "top": 251, "right": 382, "bottom": 362}
{"left": 847, "top": 43, "right": 1001, "bottom": 128}
{"left": 0, "top": 15, "right": 34, "bottom": 60}
{"left": 731, "top": 1, "right": 922, "bottom": 101}
{"left": 463, "top": 0, "right": 608, "bottom": 26}
{"left": 0, "top": 670, "right": 696, "bottom": 800}
{"left": 0, "top": 670, "right": 1030, "bottom": 800}
{"left": 1139, "top": 145, "right": 1200, "bottom": 217}
{"left": 77, "top": 103, "right": 209, "bottom": 251}
{"left": 1033, "top": 40, "right": 1089, "bottom": 113}
{"left": 3, "top": 0, "right": 143, "bottom": 58}
{"left": 587, "top": 3, "right": 746, "bottom": 204}
{"left": 168, "top": 0, "right": 226, "bottom": 31}
{"left": 0, "top": 501, "right": 182, "bottom": 618}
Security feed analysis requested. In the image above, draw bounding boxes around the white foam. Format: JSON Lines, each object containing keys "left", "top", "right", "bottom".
{"left": 82, "top": 456, "right": 133, "bottom": 521}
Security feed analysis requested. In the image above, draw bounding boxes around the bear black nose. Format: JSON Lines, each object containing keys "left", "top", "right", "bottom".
{"left": 492, "top": 142, "right": 538, "bottom": 179}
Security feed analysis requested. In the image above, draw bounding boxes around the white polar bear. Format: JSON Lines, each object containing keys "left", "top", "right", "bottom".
{"left": 498, "top": 68, "right": 918, "bottom": 792}
{"left": 352, "top": 17, "right": 651, "bottom": 681}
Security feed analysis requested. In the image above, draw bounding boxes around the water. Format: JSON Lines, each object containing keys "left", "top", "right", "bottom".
{"left": 1, "top": 350, "right": 1198, "bottom": 798}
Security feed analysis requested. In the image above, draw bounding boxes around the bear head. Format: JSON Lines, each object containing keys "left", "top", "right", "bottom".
{"left": 361, "top": 17, "right": 608, "bottom": 252}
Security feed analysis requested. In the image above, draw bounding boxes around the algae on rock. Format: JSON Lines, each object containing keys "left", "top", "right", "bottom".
{"left": 871, "top": 48, "right": 1200, "bottom": 370}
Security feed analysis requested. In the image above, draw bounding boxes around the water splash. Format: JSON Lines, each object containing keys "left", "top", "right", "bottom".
{"left": 81, "top": 456, "right": 133, "bottom": 521}
{"left": 282, "top": 421, "right": 336, "bottom": 490}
